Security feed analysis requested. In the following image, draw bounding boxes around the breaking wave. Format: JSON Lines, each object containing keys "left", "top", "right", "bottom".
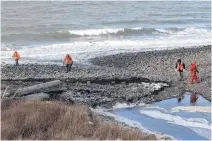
{"left": 47, "top": 27, "right": 210, "bottom": 37}
{"left": 1, "top": 27, "right": 211, "bottom": 64}
{"left": 3, "top": 27, "right": 210, "bottom": 40}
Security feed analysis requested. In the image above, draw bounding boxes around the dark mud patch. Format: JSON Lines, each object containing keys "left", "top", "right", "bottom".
{"left": 2, "top": 76, "right": 170, "bottom": 108}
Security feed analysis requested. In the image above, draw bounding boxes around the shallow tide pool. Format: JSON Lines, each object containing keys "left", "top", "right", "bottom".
{"left": 110, "top": 93, "right": 211, "bottom": 140}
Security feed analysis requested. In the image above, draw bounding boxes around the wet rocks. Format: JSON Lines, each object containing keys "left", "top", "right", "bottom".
{"left": 59, "top": 80, "right": 169, "bottom": 108}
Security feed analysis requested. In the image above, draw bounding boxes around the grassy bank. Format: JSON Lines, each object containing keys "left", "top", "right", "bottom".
{"left": 1, "top": 99, "right": 157, "bottom": 140}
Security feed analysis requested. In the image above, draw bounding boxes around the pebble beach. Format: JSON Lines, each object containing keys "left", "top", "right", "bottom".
{"left": 1, "top": 45, "right": 211, "bottom": 108}
{"left": 1, "top": 2, "right": 211, "bottom": 140}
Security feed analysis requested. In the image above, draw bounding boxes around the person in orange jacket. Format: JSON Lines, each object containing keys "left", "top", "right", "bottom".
{"left": 12, "top": 51, "right": 20, "bottom": 65}
{"left": 175, "top": 59, "right": 185, "bottom": 81}
{"left": 189, "top": 61, "right": 199, "bottom": 84}
{"left": 64, "top": 54, "right": 73, "bottom": 73}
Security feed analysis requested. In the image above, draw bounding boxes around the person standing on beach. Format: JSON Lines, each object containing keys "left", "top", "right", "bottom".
{"left": 189, "top": 61, "right": 199, "bottom": 84}
{"left": 64, "top": 54, "right": 73, "bottom": 73}
{"left": 12, "top": 51, "right": 20, "bottom": 65}
{"left": 175, "top": 59, "right": 185, "bottom": 81}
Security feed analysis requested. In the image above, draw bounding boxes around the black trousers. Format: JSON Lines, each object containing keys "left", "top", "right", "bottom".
{"left": 178, "top": 71, "right": 183, "bottom": 80}
{"left": 15, "top": 59, "right": 19, "bottom": 65}
{"left": 66, "top": 61, "right": 73, "bottom": 73}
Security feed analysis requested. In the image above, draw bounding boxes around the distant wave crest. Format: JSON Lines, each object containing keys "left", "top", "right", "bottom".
{"left": 68, "top": 27, "right": 143, "bottom": 36}
{"left": 2, "top": 27, "right": 210, "bottom": 40}
{"left": 45, "top": 27, "right": 211, "bottom": 37}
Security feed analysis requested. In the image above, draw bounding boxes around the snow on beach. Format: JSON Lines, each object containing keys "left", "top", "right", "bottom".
{"left": 140, "top": 110, "right": 211, "bottom": 130}
{"left": 112, "top": 102, "right": 145, "bottom": 109}
{"left": 171, "top": 106, "right": 211, "bottom": 113}
{"left": 139, "top": 109, "right": 211, "bottom": 139}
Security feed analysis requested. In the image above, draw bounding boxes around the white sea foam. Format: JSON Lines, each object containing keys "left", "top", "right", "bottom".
{"left": 68, "top": 28, "right": 125, "bottom": 36}
{"left": 68, "top": 27, "right": 143, "bottom": 36}
{"left": 131, "top": 27, "right": 143, "bottom": 30}
{"left": 155, "top": 28, "right": 175, "bottom": 34}
{"left": 1, "top": 27, "right": 211, "bottom": 64}
{"left": 66, "top": 27, "right": 209, "bottom": 37}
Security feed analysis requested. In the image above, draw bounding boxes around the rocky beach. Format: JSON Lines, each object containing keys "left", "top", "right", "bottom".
{"left": 1, "top": 45, "right": 211, "bottom": 108}
{"left": 1, "top": 45, "right": 211, "bottom": 140}
{"left": 1, "top": 1, "right": 211, "bottom": 140}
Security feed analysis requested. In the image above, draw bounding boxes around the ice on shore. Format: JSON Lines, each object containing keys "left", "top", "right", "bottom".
{"left": 140, "top": 110, "right": 211, "bottom": 130}
{"left": 140, "top": 82, "right": 169, "bottom": 91}
{"left": 171, "top": 106, "right": 211, "bottom": 113}
{"left": 145, "top": 106, "right": 168, "bottom": 112}
{"left": 112, "top": 102, "right": 145, "bottom": 109}
{"left": 91, "top": 108, "right": 174, "bottom": 140}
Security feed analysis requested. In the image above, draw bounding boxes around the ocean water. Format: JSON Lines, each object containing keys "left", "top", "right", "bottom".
{"left": 109, "top": 93, "right": 211, "bottom": 140}
{"left": 1, "top": 1, "right": 211, "bottom": 64}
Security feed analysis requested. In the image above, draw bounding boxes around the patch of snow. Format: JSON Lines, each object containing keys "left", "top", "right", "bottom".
{"left": 112, "top": 102, "right": 145, "bottom": 109}
{"left": 145, "top": 106, "right": 168, "bottom": 112}
{"left": 139, "top": 82, "right": 169, "bottom": 92}
{"left": 140, "top": 110, "right": 211, "bottom": 130}
{"left": 171, "top": 106, "right": 211, "bottom": 113}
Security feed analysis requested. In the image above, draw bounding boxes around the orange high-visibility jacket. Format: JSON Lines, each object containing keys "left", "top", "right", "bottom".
{"left": 190, "top": 63, "right": 197, "bottom": 76}
{"left": 12, "top": 51, "right": 20, "bottom": 60}
{"left": 64, "top": 56, "right": 72, "bottom": 64}
{"left": 177, "top": 64, "right": 183, "bottom": 71}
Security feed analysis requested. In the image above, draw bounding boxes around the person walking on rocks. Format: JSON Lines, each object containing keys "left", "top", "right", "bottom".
{"left": 175, "top": 59, "right": 185, "bottom": 81}
{"left": 64, "top": 54, "right": 73, "bottom": 73}
{"left": 189, "top": 60, "right": 199, "bottom": 84}
{"left": 12, "top": 51, "right": 20, "bottom": 65}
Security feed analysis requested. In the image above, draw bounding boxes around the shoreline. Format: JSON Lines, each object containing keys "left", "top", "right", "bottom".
{"left": 90, "top": 107, "right": 174, "bottom": 140}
